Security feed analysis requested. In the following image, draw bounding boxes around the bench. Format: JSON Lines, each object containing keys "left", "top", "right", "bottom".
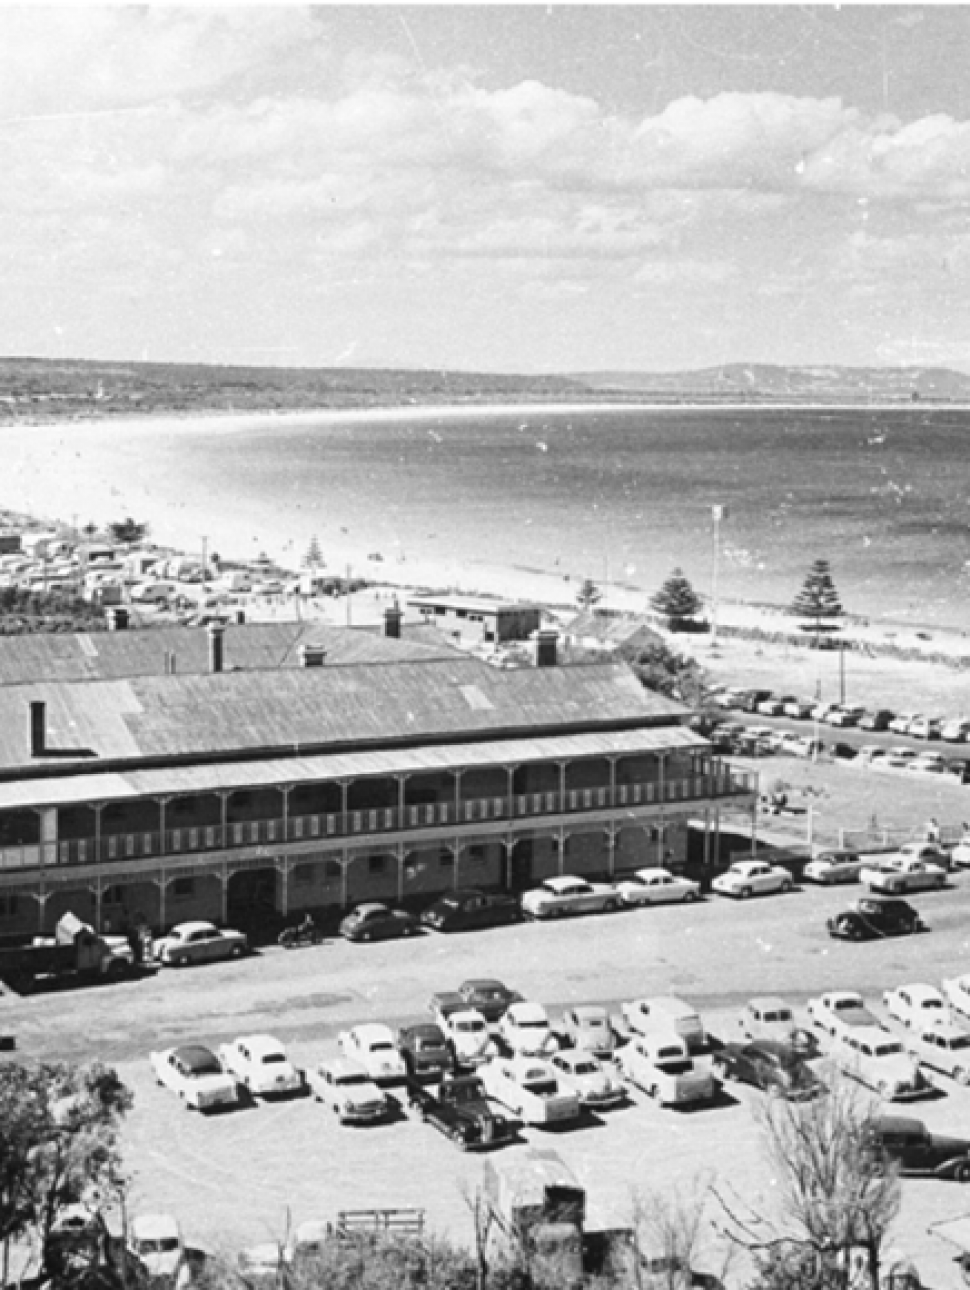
{"left": 330, "top": 1209, "right": 425, "bottom": 1241}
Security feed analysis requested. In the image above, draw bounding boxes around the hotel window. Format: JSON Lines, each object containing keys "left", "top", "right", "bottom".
{"left": 103, "top": 885, "right": 124, "bottom": 906}
{"left": 172, "top": 877, "right": 195, "bottom": 900}
{"left": 324, "top": 860, "right": 341, "bottom": 880}
{"left": 0, "top": 895, "right": 18, "bottom": 919}
{"left": 439, "top": 851, "right": 455, "bottom": 869}
{"left": 368, "top": 856, "right": 386, "bottom": 875}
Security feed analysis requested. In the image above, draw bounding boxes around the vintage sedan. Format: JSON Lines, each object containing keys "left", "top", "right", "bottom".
{"left": 739, "top": 997, "right": 818, "bottom": 1057}
{"left": 559, "top": 1005, "right": 623, "bottom": 1061}
{"left": 807, "top": 990, "right": 881, "bottom": 1039}
{"left": 803, "top": 850, "right": 865, "bottom": 885}
{"left": 903, "top": 1020, "right": 970, "bottom": 1086}
{"left": 942, "top": 973, "right": 970, "bottom": 1019}
{"left": 549, "top": 1050, "right": 625, "bottom": 1108}
{"left": 339, "top": 902, "right": 418, "bottom": 942}
{"left": 498, "top": 1001, "right": 560, "bottom": 1057}
{"left": 128, "top": 1214, "right": 185, "bottom": 1286}
{"left": 711, "top": 860, "right": 792, "bottom": 899}
{"left": 398, "top": 1023, "right": 453, "bottom": 1079}
{"left": 520, "top": 875, "right": 620, "bottom": 919}
{"left": 827, "top": 896, "right": 925, "bottom": 941}
{"left": 615, "top": 867, "right": 700, "bottom": 907}
{"left": 153, "top": 921, "right": 248, "bottom": 967}
{"left": 337, "top": 1024, "right": 408, "bottom": 1084}
{"left": 831, "top": 1027, "right": 929, "bottom": 1101}
{"left": 860, "top": 856, "right": 947, "bottom": 895}
{"left": 479, "top": 1055, "right": 581, "bottom": 1127}
{"left": 149, "top": 1044, "right": 239, "bottom": 1112}
{"left": 217, "top": 1034, "right": 303, "bottom": 1098}
{"left": 306, "top": 1058, "right": 389, "bottom": 1124}
{"left": 618, "top": 1034, "right": 716, "bottom": 1107}
{"left": 420, "top": 888, "right": 521, "bottom": 933}
{"left": 714, "top": 1040, "right": 824, "bottom": 1100}
{"left": 431, "top": 1000, "right": 497, "bottom": 1069}
{"left": 882, "top": 984, "right": 947, "bottom": 1030}
{"left": 457, "top": 979, "right": 523, "bottom": 1022}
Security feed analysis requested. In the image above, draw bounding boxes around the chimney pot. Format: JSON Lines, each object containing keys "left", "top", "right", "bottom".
{"left": 300, "top": 643, "right": 327, "bottom": 668}
{"left": 29, "top": 700, "right": 46, "bottom": 757}
{"left": 207, "top": 621, "right": 225, "bottom": 673}
{"left": 533, "top": 629, "right": 559, "bottom": 668}
{"left": 106, "top": 607, "right": 129, "bottom": 631}
{"left": 383, "top": 603, "right": 403, "bottom": 639}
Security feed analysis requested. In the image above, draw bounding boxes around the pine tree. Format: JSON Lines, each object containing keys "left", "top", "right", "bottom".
{"left": 575, "top": 577, "right": 602, "bottom": 611}
{"left": 651, "top": 568, "right": 701, "bottom": 631}
{"left": 789, "top": 558, "right": 844, "bottom": 647}
{"left": 305, "top": 534, "right": 323, "bottom": 568}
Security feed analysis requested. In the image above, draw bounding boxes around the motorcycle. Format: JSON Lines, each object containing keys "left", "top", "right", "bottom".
{"left": 278, "top": 923, "right": 325, "bottom": 949}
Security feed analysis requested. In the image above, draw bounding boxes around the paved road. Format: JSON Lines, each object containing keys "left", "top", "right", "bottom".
{"left": 7, "top": 879, "right": 970, "bottom": 1287}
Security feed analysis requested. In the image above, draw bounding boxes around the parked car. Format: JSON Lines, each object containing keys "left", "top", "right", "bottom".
{"left": 498, "top": 1001, "right": 560, "bottom": 1057}
{"left": 883, "top": 747, "right": 918, "bottom": 769}
{"left": 618, "top": 1034, "right": 717, "bottom": 1107}
{"left": 549, "top": 1050, "right": 625, "bottom": 1108}
{"left": 892, "top": 840, "right": 952, "bottom": 870}
{"left": 420, "top": 888, "right": 521, "bottom": 933}
{"left": 951, "top": 839, "right": 970, "bottom": 870}
{"left": 620, "top": 996, "right": 707, "bottom": 1054}
{"left": 737, "top": 689, "right": 773, "bottom": 712}
{"left": 306, "top": 1058, "right": 390, "bottom": 1123}
{"left": 783, "top": 698, "right": 816, "bottom": 719}
{"left": 827, "top": 896, "right": 925, "bottom": 940}
{"left": 339, "top": 902, "right": 418, "bottom": 942}
{"left": 558, "top": 1005, "right": 623, "bottom": 1061}
{"left": 868, "top": 1115, "right": 970, "bottom": 1181}
{"left": 803, "top": 850, "right": 865, "bottom": 885}
{"left": 479, "top": 1056, "right": 581, "bottom": 1127}
{"left": 910, "top": 717, "right": 943, "bottom": 740}
{"left": 615, "top": 867, "right": 700, "bottom": 907}
{"left": 153, "top": 921, "right": 248, "bottom": 967}
{"left": 407, "top": 1074, "right": 515, "bottom": 1149}
{"left": 217, "top": 1034, "right": 303, "bottom": 1098}
{"left": 882, "top": 984, "right": 947, "bottom": 1030}
{"left": 860, "top": 856, "right": 947, "bottom": 895}
{"left": 397, "top": 1023, "right": 453, "bottom": 1079}
{"left": 458, "top": 979, "right": 524, "bottom": 1022}
{"left": 902, "top": 1020, "right": 970, "bottom": 1086}
{"left": 860, "top": 709, "right": 894, "bottom": 732}
{"left": 907, "top": 754, "right": 952, "bottom": 776}
{"left": 826, "top": 706, "right": 865, "bottom": 728}
{"left": 520, "top": 875, "right": 620, "bottom": 919}
{"left": 739, "top": 997, "right": 818, "bottom": 1057}
{"left": 337, "top": 1024, "right": 408, "bottom": 1084}
{"left": 785, "top": 735, "right": 826, "bottom": 759}
{"left": 889, "top": 713, "right": 919, "bottom": 735}
{"left": 149, "top": 1044, "right": 239, "bottom": 1112}
{"left": 757, "top": 696, "right": 792, "bottom": 716}
{"left": 830, "top": 1027, "right": 929, "bottom": 1100}
{"left": 714, "top": 1040, "right": 824, "bottom": 1100}
{"left": 942, "top": 718, "right": 970, "bottom": 743}
{"left": 128, "top": 1214, "right": 185, "bottom": 1286}
{"left": 711, "top": 860, "right": 793, "bottom": 899}
{"left": 430, "top": 995, "right": 497, "bottom": 1068}
{"left": 942, "top": 974, "right": 970, "bottom": 1020}
{"left": 807, "top": 991, "right": 881, "bottom": 1039}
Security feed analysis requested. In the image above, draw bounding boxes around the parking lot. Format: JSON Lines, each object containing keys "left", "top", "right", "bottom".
{"left": 7, "top": 871, "right": 970, "bottom": 1286}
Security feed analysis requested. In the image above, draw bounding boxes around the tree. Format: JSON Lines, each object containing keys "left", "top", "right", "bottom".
{"left": 620, "top": 639, "right": 706, "bottom": 706}
{"left": 0, "top": 1061, "right": 133, "bottom": 1280}
{"left": 575, "top": 578, "right": 602, "bottom": 611}
{"left": 719, "top": 1074, "right": 901, "bottom": 1290}
{"left": 107, "top": 518, "right": 148, "bottom": 550}
{"left": 650, "top": 568, "right": 702, "bottom": 631}
{"left": 789, "top": 559, "right": 844, "bottom": 648}
{"left": 304, "top": 535, "right": 324, "bottom": 569}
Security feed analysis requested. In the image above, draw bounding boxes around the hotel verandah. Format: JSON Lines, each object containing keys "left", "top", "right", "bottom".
{"left": 0, "top": 620, "right": 758, "bottom": 938}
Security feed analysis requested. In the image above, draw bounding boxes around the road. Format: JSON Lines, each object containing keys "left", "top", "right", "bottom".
{"left": 6, "top": 876, "right": 970, "bottom": 1286}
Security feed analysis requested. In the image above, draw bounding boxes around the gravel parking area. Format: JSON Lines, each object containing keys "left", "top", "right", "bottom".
{"left": 7, "top": 873, "right": 970, "bottom": 1287}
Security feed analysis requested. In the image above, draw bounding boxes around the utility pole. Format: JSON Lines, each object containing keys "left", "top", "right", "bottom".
{"left": 710, "top": 504, "right": 727, "bottom": 646}
{"left": 201, "top": 535, "right": 207, "bottom": 600}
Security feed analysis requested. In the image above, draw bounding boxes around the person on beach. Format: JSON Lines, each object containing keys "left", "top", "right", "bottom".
{"left": 925, "top": 817, "right": 941, "bottom": 842}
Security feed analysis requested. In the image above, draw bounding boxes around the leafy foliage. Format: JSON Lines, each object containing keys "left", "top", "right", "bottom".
{"left": 789, "top": 560, "right": 844, "bottom": 647}
{"left": 106, "top": 517, "right": 148, "bottom": 548}
{"left": 650, "top": 569, "right": 702, "bottom": 627}
{"left": 620, "top": 640, "right": 706, "bottom": 705}
{"left": 0, "top": 587, "right": 106, "bottom": 634}
{"left": 575, "top": 578, "right": 602, "bottom": 610}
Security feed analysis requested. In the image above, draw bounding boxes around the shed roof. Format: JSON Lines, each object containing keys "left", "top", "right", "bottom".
{"left": 408, "top": 594, "right": 540, "bottom": 615}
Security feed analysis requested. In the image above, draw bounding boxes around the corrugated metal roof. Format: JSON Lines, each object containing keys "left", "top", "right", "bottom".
{"left": 0, "top": 726, "right": 706, "bottom": 809}
{"left": 0, "top": 658, "right": 684, "bottom": 773}
{"left": 0, "top": 621, "right": 457, "bottom": 686}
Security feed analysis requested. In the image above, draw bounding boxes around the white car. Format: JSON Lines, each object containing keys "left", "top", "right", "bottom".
{"left": 149, "top": 1044, "right": 239, "bottom": 1112}
{"left": 807, "top": 991, "right": 881, "bottom": 1039}
{"left": 153, "top": 921, "right": 248, "bottom": 967}
{"left": 615, "top": 867, "right": 700, "bottom": 907}
{"left": 337, "top": 1024, "right": 407, "bottom": 1084}
{"left": 479, "top": 1055, "right": 581, "bottom": 1126}
{"left": 952, "top": 840, "right": 970, "bottom": 870}
{"left": 711, "top": 860, "right": 793, "bottom": 899}
{"left": 499, "top": 1001, "right": 560, "bottom": 1057}
{"left": 549, "top": 1050, "right": 625, "bottom": 1108}
{"left": 520, "top": 875, "right": 620, "bottom": 919}
{"left": 942, "top": 718, "right": 970, "bottom": 742}
{"left": 830, "top": 1026, "right": 928, "bottom": 1100}
{"left": 439, "top": 1008, "right": 497, "bottom": 1068}
{"left": 217, "top": 1034, "right": 303, "bottom": 1098}
{"left": 942, "top": 974, "right": 970, "bottom": 1019}
{"left": 903, "top": 1020, "right": 970, "bottom": 1085}
{"left": 803, "top": 851, "right": 865, "bottom": 885}
{"left": 129, "top": 1215, "right": 186, "bottom": 1287}
{"left": 620, "top": 996, "right": 707, "bottom": 1054}
{"left": 618, "top": 1034, "right": 716, "bottom": 1107}
{"left": 882, "top": 984, "right": 947, "bottom": 1030}
{"left": 306, "top": 1058, "right": 390, "bottom": 1123}
{"left": 860, "top": 857, "right": 947, "bottom": 895}
{"left": 826, "top": 706, "right": 865, "bottom": 727}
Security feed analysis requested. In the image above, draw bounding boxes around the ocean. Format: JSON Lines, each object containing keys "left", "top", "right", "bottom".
{"left": 3, "top": 403, "right": 969, "bottom": 629}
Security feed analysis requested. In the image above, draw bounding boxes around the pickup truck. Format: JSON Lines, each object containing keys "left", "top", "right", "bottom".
{"left": 807, "top": 991, "right": 881, "bottom": 1040}
{"left": 617, "top": 1034, "right": 717, "bottom": 1107}
{"left": 860, "top": 855, "right": 947, "bottom": 895}
{"left": 407, "top": 1074, "right": 515, "bottom": 1149}
{"left": 0, "top": 913, "right": 134, "bottom": 991}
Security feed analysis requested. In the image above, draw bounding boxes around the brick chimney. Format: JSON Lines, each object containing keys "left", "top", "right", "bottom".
{"left": 300, "top": 643, "right": 327, "bottom": 668}
{"left": 29, "top": 701, "right": 46, "bottom": 757}
{"left": 106, "top": 607, "right": 129, "bottom": 631}
{"left": 207, "top": 621, "right": 225, "bottom": 674}
{"left": 533, "top": 629, "right": 559, "bottom": 668}
{"left": 383, "top": 602, "right": 403, "bottom": 639}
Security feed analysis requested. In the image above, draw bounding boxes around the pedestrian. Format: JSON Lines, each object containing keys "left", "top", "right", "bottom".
{"left": 925, "top": 817, "right": 941, "bottom": 843}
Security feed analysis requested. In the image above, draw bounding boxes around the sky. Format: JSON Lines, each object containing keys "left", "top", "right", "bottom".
{"left": 5, "top": 4, "right": 970, "bottom": 374}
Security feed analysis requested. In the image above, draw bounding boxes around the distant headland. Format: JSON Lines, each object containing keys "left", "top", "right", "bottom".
{"left": 0, "top": 355, "right": 969, "bottom": 424}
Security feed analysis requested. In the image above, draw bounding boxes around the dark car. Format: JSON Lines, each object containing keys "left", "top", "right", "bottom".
{"left": 827, "top": 895, "right": 925, "bottom": 941}
{"left": 457, "top": 978, "right": 523, "bottom": 1023}
{"left": 421, "top": 888, "right": 522, "bottom": 933}
{"left": 714, "top": 1040, "right": 824, "bottom": 1100}
{"left": 407, "top": 1074, "right": 516, "bottom": 1150}
{"left": 339, "top": 903, "right": 418, "bottom": 943}
{"left": 398, "top": 1023, "right": 453, "bottom": 1079}
{"left": 737, "top": 689, "right": 774, "bottom": 713}
{"left": 868, "top": 1115, "right": 970, "bottom": 1181}
{"left": 860, "top": 708, "right": 895, "bottom": 731}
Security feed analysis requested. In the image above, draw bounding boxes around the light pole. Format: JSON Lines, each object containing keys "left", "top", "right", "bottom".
{"left": 710, "top": 504, "right": 728, "bottom": 647}
{"left": 201, "top": 535, "right": 207, "bottom": 600}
